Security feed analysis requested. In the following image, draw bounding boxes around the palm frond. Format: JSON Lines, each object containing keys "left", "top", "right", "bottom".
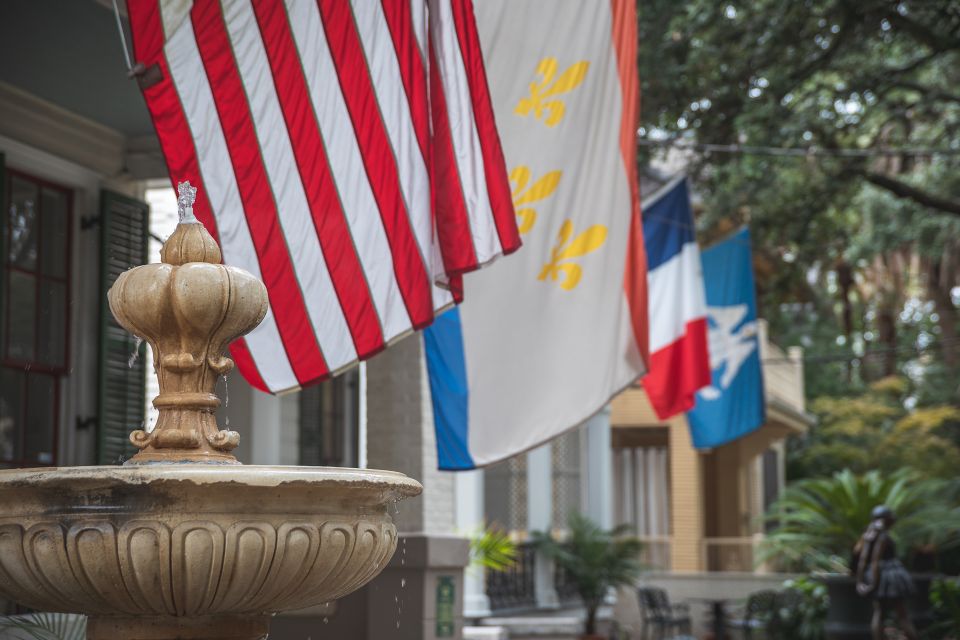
{"left": 761, "top": 468, "right": 960, "bottom": 572}
{"left": 470, "top": 524, "right": 518, "bottom": 572}
{"left": 0, "top": 614, "right": 87, "bottom": 640}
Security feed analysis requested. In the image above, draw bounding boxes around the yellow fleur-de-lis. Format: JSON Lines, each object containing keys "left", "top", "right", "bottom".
{"left": 538, "top": 220, "right": 608, "bottom": 290}
{"left": 515, "top": 58, "right": 590, "bottom": 127}
{"left": 510, "top": 166, "right": 562, "bottom": 234}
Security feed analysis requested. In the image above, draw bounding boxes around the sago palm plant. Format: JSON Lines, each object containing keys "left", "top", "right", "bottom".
{"left": 760, "top": 468, "right": 960, "bottom": 572}
{"left": 0, "top": 613, "right": 86, "bottom": 640}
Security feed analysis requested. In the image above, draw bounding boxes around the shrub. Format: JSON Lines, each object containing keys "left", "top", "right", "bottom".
{"left": 929, "top": 577, "right": 960, "bottom": 639}
{"left": 760, "top": 468, "right": 960, "bottom": 572}
{"left": 770, "top": 577, "right": 829, "bottom": 640}
{"left": 532, "top": 513, "right": 643, "bottom": 636}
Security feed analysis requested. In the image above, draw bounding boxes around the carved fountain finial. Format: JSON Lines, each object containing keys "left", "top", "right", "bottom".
{"left": 108, "top": 182, "right": 268, "bottom": 464}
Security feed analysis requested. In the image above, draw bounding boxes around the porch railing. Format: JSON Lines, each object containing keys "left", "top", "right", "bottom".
{"left": 486, "top": 537, "right": 670, "bottom": 613}
{"left": 553, "top": 546, "right": 581, "bottom": 605}
{"left": 485, "top": 541, "right": 583, "bottom": 611}
{"left": 485, "top": 541, "right": 536, "bottom": 612}
{"left": 637, "top": 535, "right": 671, "bottom": 571}
{"left": 702, "top": 536, "right": 763, "bottom": 572}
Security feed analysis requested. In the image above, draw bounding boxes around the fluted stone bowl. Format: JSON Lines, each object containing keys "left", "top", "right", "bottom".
{"left": 0, "top": 465, "right": 421, "bottom": 640}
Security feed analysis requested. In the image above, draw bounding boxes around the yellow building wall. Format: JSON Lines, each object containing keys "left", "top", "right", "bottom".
{"left": 668, "top": 415, "right": 705, "bottom": 571}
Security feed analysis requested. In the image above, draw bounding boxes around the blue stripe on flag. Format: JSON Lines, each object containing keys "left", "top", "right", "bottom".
{"left": 423, "top": 307, "right": 475, "bottom": 470}
{"left": 643, "top": 178, "right": 696, "bottom": 271}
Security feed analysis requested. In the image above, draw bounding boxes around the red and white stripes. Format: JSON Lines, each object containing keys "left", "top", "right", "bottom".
{"left": 128, "top": 0, "right": 520, "bottom": 393}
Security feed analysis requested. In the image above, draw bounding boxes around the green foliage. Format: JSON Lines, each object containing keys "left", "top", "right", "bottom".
{"left": 0, "top": 614, "right": 86, "bottom": 640}
{"left": 930, "top": 577, "right": 960, "bottom": 639}
{"left": 532, "top": 513, "right": 643, "bottom": 634}
{"left": 469, "top": 524, "right": 518, "bottom": 572}
{"left": 760, "top": 468, "right": 960, "bottom": 572}
{"left": 639, "top": 0, "right": 960, "bottom": 208}
{"left": 789, "top": 376, "right": 960, "bottom": 480}
{"left": 770, "top": 577, "right": 829, "bottom": 640}
{"left": 638, "top": 0, "right": 960, "bottom": 446}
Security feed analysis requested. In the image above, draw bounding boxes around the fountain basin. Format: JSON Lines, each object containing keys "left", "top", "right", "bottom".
{"left": 0, "top": 465, "right": 421, "bottom": 639}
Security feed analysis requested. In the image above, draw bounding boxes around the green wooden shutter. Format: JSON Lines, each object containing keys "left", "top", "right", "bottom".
{"left": 97, "top": 190, "right": 149, "bottom": 464}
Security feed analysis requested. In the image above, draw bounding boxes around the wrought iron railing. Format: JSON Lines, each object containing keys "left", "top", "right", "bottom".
{"left": 486, "top": 537, "right": 673, "bottom": 613}
{"left": 485, "top": 541, "right": 536, "bottom": 612}
{"left": 553, "top": 547, "right": 581, "bottom": 604}
{"left": 485, "top": 541, "right": 582, "bottom": 611}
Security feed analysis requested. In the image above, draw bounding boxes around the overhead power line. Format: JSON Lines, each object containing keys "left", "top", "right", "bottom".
{"left": 762, "top": 336, "right": 960, "bottom": 366}
{"left": 637, "top": 137, "right": 960, "bottom": 158}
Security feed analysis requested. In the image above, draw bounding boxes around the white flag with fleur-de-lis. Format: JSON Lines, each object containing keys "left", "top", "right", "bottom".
{"left": 424, "top": 0, "right": 649, "bottom": 469}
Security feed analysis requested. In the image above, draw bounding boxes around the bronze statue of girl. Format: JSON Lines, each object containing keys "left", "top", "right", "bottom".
{"left": 854, "top": 505, "right": 917, "bottom": 640}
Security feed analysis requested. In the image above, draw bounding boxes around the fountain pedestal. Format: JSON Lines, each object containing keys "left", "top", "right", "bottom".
{"left": 86, "top": 614, "right": 270, "bottom": 640}
{"left": 0, "top": 184, "right": 422, "bottom": 640}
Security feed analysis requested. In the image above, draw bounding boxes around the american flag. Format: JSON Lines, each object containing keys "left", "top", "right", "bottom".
{"left": 127, "top": 0, "right": 520, "bottom": 393}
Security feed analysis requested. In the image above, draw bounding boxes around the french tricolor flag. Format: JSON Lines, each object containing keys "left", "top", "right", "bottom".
{"left": 641, "top": 177, "right": 711, "bottom": 419}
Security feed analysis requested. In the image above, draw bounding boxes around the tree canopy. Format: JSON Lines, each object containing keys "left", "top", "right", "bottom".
{"left": 640, "top": 0, "right": 960, "bottom": 214}
{"left": 638, "top": 0, "right": 960, "bottom": 479}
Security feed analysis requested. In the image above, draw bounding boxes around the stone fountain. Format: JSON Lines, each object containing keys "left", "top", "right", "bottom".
{"left": 0, "top": 183, "right": 422, "bottom": 640}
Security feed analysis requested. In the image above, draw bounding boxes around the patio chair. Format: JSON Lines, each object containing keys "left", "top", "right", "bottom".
{"left": 636, "top": 587, "right": 692, "bottom": 640}
{"left": 727, "top": 589, "right": 778, "bottom": 639}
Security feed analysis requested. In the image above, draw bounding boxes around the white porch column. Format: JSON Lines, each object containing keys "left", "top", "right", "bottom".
{"left": 585, "top": 406, "right": 613, "bottom": 529}
{"left": 527, "top": 444, "right": 558, "bottom": 608}
{"left": 456, "top": 469, "right": 491, "bottom": 618}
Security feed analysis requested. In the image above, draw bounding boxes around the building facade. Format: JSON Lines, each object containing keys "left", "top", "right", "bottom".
{"left": 610, "top": 320, "right": 812, "bottom": 574}
{"left": 455, "top": 321, "right": 811, "bottom": 638}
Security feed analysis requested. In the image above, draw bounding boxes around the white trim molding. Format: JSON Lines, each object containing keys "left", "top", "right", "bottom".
{"left": 0, "top": 82, "right": 126, "bottom": 177}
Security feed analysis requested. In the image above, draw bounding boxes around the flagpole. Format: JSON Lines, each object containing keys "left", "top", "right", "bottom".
{"left": 110, "top": 0, "right": 133, "bottom": 73}
{"left": 358, "top": 362, "right": 368, "bottom": 469}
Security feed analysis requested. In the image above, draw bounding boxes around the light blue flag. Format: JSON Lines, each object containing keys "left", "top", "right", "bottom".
{"left": 687, "top": 227, "right": 765, "bottom": 448}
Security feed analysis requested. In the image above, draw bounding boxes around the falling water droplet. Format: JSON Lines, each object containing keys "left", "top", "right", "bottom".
{"left": 401, "top": 578, "right": 406, "bottom": 588}
{"left": 220, "top": 374, "right": 231, "bottom": 428}
{"left": 128, "top": 337, "right": 143, "bottom": 368}
{"left": 322, "top": 617, "right": 329, "bottom": 625}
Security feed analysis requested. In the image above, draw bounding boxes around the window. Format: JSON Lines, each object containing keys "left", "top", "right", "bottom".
{"left": 1, "top": 170, "right": 72, "bottom": 467}
{"left": 298, "top": 368, "right": 359, "bottom": 467}
{"left": 612, "top": 444, "right": 671, "bottom": 570}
